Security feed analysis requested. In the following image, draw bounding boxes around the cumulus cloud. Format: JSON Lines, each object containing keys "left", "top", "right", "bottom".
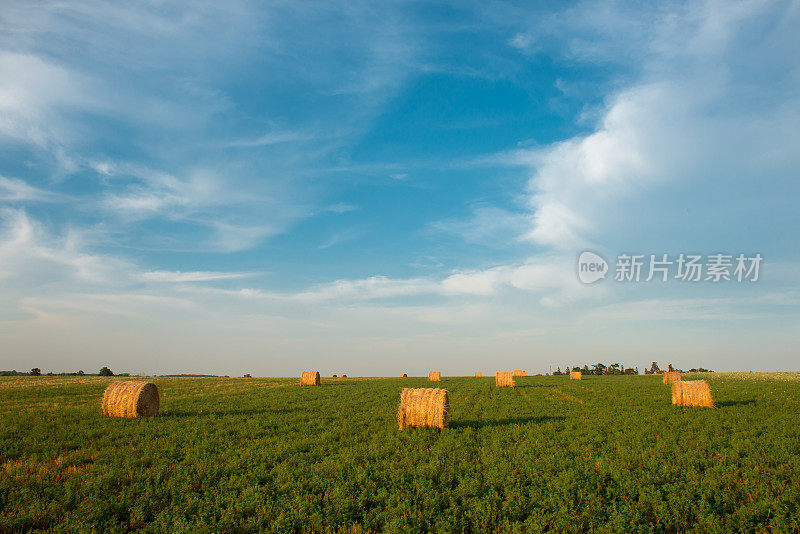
{"left": 516, "top": 1, "right": 800, "bottom": 252}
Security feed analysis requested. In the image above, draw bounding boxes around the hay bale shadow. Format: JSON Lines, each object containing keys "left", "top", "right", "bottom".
{"left": 450, "top": 415, "right": 564, "bottom": 429}
{"left": 161, "top": 408, "right": 273, "bottom": 418}
{"left": 716, "top": 399, "right": 756, "bottom": 408}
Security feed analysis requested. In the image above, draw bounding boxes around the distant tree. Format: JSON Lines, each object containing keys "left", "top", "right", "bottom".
{"left": 609, "top": 363, "right": 620, "bottom": 375}
{"left": 582, "top": 365, "right": 590, "bottom": 375}
{"left": 77, "top": 370, "right": 84, "bottom": 376}
{"left": 99, "top": 366, "right": 113, "bottom": 377}
{"left": 649, "top": 361, "right": 661, "bottom": 374}
{"left": 30, "top": 368, "right": 41, "bottom": 376}
{"left": 635, "top": 366, "right": 639, "bottom": 375}
{"left": 555, "top": 367, "right": 562, "bottom": 375}
{"left": 668, "top": 363, "right": 674, "bottom": 372}
{"left": 593, "top": 363, "right": 607, "bottom": 376}
{"left": 243, "top": 373, "right": 252, "bottom": 378}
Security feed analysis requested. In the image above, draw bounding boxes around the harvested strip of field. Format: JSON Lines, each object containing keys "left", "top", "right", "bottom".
{"left": 707, "top": 372, "right": 800, "bottom": 382}
{"left": 542, "top": 386, "right": 586, "bottom": 405}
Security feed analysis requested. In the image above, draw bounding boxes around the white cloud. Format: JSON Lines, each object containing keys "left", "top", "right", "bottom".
{"left": 140, "top": 271, "right": 256, "bottom": 283}
{"left": 327, "top": 203, "right": 358, "bottom": 214}
{"left": 0, "top": 209, "right": 134, "bottom": 287}
{"left": 284, "top": 256, "right": 596, "bottom": 306}
{"left": 514, "top": 1, "right": 800, "bottom": 252}
{"left": 429, "top": 206, "right": 528, "bottom": 247}
{"left": 0, "top": 176, "right": 58, "bottom": 201}
{"left": 221, "top": 131, "right": 307, "bottom": 148}
{"left": 207, "top": 222, "right": 278, "bottom": 253}
{"left": 292, "top": 276, "right": 437, "bottom": 302}
{"left": 100, "top": 166, "right": 228, "bottom": 215}
{"left": 0, "top": 52, "right": 93, "bottom": 159}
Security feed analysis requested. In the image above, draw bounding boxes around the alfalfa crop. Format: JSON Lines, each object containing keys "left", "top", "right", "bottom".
{"left": 474, "top": 372, "right": 482, "bottom": 377}
{"left": 397, "top": 388, "right": 449, "bottom": 430}
{"left": 301, "top": 371, "right": 321, "bottom": 385}
{"left": 496, "top": 371, "right": 515, "bottom": 387}
{"left": 663, "top": 371, "right": 681, "bottom": 385}
{"left": 101, "top": 381, "right": 159, "bottom": 418}
{"left": 428, "top": 371, "right": 441, "bottom": 381}
{"left": 570, "top": 371, "right": 582, "bottom": 380}
{"left": 672, "top": 380, "right": 714, "bottom": 408}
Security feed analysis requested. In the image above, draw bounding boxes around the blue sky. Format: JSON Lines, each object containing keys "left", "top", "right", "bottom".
{"left": 1, "top": 0, "right": 798, "bottom": 376}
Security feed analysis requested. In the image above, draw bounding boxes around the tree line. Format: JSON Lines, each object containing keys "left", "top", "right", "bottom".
{"left": 0, "top": 366, "right": 123, "bottom": 377}
{"left": 552, "top": 362, "right": 712, "bottom": 376}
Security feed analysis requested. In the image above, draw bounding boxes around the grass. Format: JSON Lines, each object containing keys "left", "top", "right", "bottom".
{"left": 1, "top": 374, "right": 799, "bottom": 533}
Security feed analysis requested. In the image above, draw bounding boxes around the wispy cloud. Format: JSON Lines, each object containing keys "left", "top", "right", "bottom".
{"left": 326, "top": 203, "right": 358, "bottom": 214}
{"left": 0, "top": 176, "right": 60, "bottom": 201}
{"left": 140, "top": 271, "right": 257, "bottom": 283}
{"left": 0, "top": 209, "right": 134, "bottom": 287}
{"left": 428, "top": 205, "right": 528, "bottom": 248}
{"left": 221, "top": 131, "right": 308, "bottom": 149}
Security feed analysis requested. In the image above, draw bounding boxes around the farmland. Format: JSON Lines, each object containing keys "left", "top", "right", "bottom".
{"left": 1, "top": 374, "right": 799, "bottom": 533}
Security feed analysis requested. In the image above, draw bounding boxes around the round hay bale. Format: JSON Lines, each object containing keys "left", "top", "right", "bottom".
{"left": 428, "top": 371, "right": 441, "bottom": 381}
{"left": 330, "top": 374, "right": 337, "bottom": 378}
{"left": 300, "top": 371, "right": 321, "bottom": 386}
{"left": 341, "top": 374, "right": 348, "bottom": 378}
{"left": 102, "top": 381, "right": 159, "bottom": 418}
{"left": 400, "top": 373, "right": 408, "bottom": 377}
{"left": 496, "top": 371, "right": 515, "bottom": 387}
{"left": 570, "top": 371, "right": 582, "bottom": 380}
{"left": 672, "top": 380, "right": 714, "bottom": 408}
{"left": 663, "top": 371, "right": 682, "bottom": 385}
{"left": 398, "top": 388, "right": 449, "bottom": 430}
{"left": 474, "top": 372, "right": 482, "bottom": 377}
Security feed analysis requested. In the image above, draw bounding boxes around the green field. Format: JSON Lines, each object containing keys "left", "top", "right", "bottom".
{"left": 2, "top": 373, "right": 799, "bottom": 533}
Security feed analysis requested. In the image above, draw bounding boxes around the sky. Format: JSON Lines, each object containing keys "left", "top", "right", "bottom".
{"left": 0, "top": 0, "right": 798, "bottom": 376}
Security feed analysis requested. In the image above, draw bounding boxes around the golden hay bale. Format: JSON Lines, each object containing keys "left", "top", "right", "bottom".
{"left": 513, "top": 370, "right": 523, "bottom": 377}
{"left": 101, "top": 381, "right": 159, "bottom": 418}
{"left": 428, "top": 371, "right": 441, "bottom": 381}
{"left": 474, "top": 372, "right": 482, "bottom": 377}
{"left": 570, "top": 371, "right": 582, "bottom": 380}
{"left": 672, "top": 380, "right": 714, "bottom": 408}
{"left": 401, "top": 373, "right": 408, "bottom": 377}
{"left": 300, "top": 371, "right": 321, "bottom": 385}
{"left": 496, "top": 371, "right": 515, "bottom": 387}
{"left": 397, "top": 388, "right": 449, "bottom": 430}
{"left": 663, "top": 371, "right": 682, "bottom": 385}
{"left": 330, "top": 374, "right": 338, "bottom": 378}
{"left": 341, "top": 374, "right": 348, "bottom": 378}
{"left": 522, "top": 371, "right": 528, "bottom": 376}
